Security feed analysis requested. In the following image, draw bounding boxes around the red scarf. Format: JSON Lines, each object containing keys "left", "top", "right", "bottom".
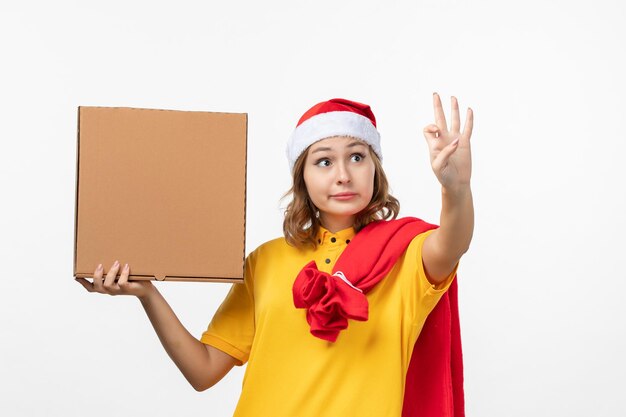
{"left": 292, "top": 217, "right": 465, "bottom": 417}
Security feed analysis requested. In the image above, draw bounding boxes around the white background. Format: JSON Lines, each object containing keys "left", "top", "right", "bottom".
{"left": 1, "top": 0, "right": 624, "bottom": 416}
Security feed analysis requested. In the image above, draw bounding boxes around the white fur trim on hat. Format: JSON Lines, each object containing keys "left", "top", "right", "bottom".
{"left": 286, "top": 111, "right": 382, "bottom": 172}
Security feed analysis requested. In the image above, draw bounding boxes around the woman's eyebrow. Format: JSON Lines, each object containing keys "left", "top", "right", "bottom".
{"left": 346, "top": 141, "right": 366, "bottom": 149}
{"left": 311, "top": 146, "right": 332, "bottom": 154}
{"left": 310, "top": 141, "right": 366, "bottom": 154}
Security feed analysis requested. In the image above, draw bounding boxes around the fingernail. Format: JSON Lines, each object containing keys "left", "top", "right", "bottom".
{"left": 124, "top": 263, "right": 129, "bottom": 271}
{"left": 97, "top": 264, "right": 103, "bottom": 271}
{"left": 114, "top": 260, "right": 119, "bottom": 267}
{"left": 452, "top": 138, "right": 460, "bottom": 145}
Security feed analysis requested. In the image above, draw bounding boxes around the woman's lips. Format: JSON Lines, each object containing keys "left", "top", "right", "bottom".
{"left": 331, "top": 193, "right": 357, "bottom": 200}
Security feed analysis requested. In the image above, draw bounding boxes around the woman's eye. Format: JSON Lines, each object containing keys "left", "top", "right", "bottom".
{"left": 351, "top": 153, "right": 365, "bottom": 162}
{"left": 315, "top": 159, "right": 331, "bottom": 167}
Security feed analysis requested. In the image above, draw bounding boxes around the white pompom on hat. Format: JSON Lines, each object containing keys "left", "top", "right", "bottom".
{"left": 286, "top": 98, "right": 382, "bottom": 172}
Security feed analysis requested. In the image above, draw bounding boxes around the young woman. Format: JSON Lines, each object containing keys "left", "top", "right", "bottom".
{"left": 76, "top": 94, "right": 474, "bottom": 417}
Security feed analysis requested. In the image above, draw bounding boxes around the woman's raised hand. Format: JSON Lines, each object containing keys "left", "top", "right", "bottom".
{"left": 75, "top": 260, "right": 154, "bottom": 300}
{"left": 422, "top": 93, "right": 474, "bottom": 190}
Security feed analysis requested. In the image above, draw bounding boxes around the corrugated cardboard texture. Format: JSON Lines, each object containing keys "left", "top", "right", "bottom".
{"left": 74, "top": 107, "right": 247, "bottom": 282}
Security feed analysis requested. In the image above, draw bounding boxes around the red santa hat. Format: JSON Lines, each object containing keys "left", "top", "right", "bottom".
{"left": 286, "top": 98, "right": 382, "bottom": 172}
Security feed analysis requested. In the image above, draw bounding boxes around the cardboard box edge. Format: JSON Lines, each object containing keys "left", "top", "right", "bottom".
{"left": 73, "top": 272, "right": 243, "bottom": 284}
{"left": 73, "top": 106, "right": 81, "bottom": 278}
{"left": 78, "top": 105, "right": 247, "bottom": 117}
{"left": 242, "top": 113, "right": 248, "bottom": 280}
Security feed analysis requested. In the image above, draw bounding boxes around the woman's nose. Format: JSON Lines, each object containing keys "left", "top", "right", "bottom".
{"left": 336, "top": 163, "right": 351, "bottom": 184}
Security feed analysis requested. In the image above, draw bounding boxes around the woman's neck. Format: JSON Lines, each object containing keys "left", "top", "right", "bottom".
{"left": 319, "top": 213, "right": 355, "bottom": 233}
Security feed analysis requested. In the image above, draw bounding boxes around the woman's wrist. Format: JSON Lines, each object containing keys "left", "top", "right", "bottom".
{"left": 441, "top": 183, "right": 472, "bottom": 199}
{"left": 138, "top": 282, "right": 159, "bottom": 303}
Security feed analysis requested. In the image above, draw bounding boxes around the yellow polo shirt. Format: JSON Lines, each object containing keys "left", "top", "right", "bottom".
{"left": 200, "top": 226, "right": 457, "bottom": 417}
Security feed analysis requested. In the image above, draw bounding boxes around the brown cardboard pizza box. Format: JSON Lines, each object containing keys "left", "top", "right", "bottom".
{"left": 73, "top": 106, "right": 247, "bottom": 283}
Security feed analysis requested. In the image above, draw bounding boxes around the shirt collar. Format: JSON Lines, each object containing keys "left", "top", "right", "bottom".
{"left": 316, "top": 225, "right": 356, "bottom": 246}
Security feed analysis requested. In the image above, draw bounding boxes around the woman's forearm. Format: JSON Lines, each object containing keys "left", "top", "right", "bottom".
{"left": 139, "top": 286, "right": 212, "bottom": 390}
{"left": 438, "top": 184, "right": 474, "bottom": 259}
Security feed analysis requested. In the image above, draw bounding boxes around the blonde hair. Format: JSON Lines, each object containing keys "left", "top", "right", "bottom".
{"left": 282, "top": 145, "right": 400, "bottom": 250}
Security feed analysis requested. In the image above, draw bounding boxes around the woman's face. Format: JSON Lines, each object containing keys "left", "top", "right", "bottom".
{"left": 303, "top": 136, "right": 375, "bottom": 231}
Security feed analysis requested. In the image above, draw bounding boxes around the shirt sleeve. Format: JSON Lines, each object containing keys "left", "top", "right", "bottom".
{"left": 401, "top": 229, "right": 458, "bottom": 325}
{"left": 200, "top": 251, "right": 256, "bottom": 366}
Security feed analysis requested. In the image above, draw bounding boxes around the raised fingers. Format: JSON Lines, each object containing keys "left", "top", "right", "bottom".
{"left": 462, "top": 108, "right": 474, "bottom": 142}
{"left": 433, "top": 93, "right": 448, "bottom": 132}
{"left": 450, "top": 96, "right": 460, "bottom": 133}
